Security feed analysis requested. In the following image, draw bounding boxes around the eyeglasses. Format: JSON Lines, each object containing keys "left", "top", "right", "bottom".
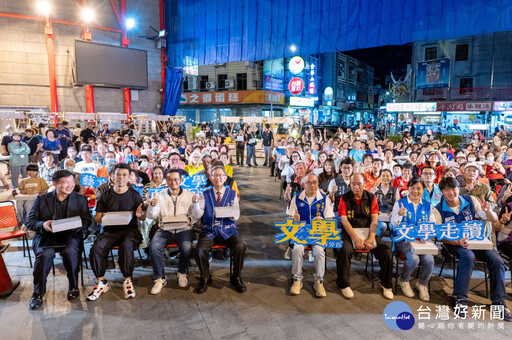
{"left": 422, "top": 172, "right": 435, "bottom": 176}
{"left": 305, "top": 181, "right": 319, "bottom": 185}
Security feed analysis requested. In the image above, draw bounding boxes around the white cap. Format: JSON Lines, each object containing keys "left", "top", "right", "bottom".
{"left": 465, "top": 162, "right": 482, "bottom": 172}
{"left": 456, "top": 152, "right": 466, "bottom": 159}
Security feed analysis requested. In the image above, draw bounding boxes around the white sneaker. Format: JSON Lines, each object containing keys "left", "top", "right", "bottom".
{"left": 87, "top": 280, "right": 110, "bottom": 301}
{"left": 151, "top": 278, "right": 167, "bottom": 295}
{"left": 399, "top": 279, "right": 414, "bottom": 298}
{"left": 123, "top": 279, "right": 136, "bottom": 299}
{"left": 314, "top": 280, "right": 326, "bottom": 298}
{"left": 177, "top": 273, "right": 188, "bottom": 288}
{"left": 380, "top": 284, "right": 394, "bottom": 300}
{"left": 416, "top": 282, "right": 430, "bottom": 302}
{"left": 308, "top": 250, "right": 314, "bottom": 263}
{"left": 290, "top": 279, "right": 303, "bottom": 295}
{"left": 284, "top": 247, "right": 292, "bottom": 260}
{"left": 341, "top": 287, "right": 355, "bottom": 299}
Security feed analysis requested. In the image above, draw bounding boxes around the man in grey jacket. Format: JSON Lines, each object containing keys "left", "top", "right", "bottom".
{"left": 147, "top": 169, "right": 201, "bottom": 294}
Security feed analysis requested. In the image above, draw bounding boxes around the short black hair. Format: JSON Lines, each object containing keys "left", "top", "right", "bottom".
{"left": 52, "top": 170, "right": 75, "bottom": 183}
{"left": 165, "top": 168, "right": 183, "bottom": 179}
{"left": 402, "top": 162, "right": 413, "bottom": 170}
{"left": 408, "top": 177, "right": 424, "bottom": 189}
{"left": 421, "top": 166, "right": 435, "bottom": 174}
{"left": 113, "top": 163, "right": 131, "bottom": 174}
{"left": 439, "top": 177, "right": 460, "bottom": 190}
{"left": 26, "top": 163, "right": 39, "bottom": 172}
{"left": 340, "top": 157, "right": 354, "bottom": 166}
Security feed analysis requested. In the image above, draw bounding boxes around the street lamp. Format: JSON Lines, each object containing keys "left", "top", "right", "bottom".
{"left": 290, "top": 44, "right": 297, "bottom": 53}
{"left": 81, "top": 8, "right": 94, "bottom": 24}
{"left": 36, "top": 1, "right": 51, "bottom": 17}
{"left": 126, "top": 18, "right": 135, "bottom": 30}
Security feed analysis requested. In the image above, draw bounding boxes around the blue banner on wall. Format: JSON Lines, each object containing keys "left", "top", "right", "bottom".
{"left": 416, "top": 58, "right": 450, "bottom": 89}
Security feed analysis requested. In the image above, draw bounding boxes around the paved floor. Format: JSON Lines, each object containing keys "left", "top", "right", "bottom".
{"left": 0, "top": 165, "right": 511, "bottom": 339}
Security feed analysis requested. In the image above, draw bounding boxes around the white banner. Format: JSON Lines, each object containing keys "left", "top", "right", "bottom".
{"left": 97, "top": 112, "right": 128, "bottom": 122}
{"left": 221, "top": 116, "right": 241, "bottom": 123}
{"left": 243, "top": 116, "right": 264, "bottom": 124}
{"left": 26, "top": 111, "right": 55, "bottom": 125}
{"left": 268, "top": 117, "right": 292, "bottom": 124}
{"left": 0, "top": 111, "right": 25, "bottom": 119}
{"left": 63, "top": 112, "right": 95, "bottom": 120}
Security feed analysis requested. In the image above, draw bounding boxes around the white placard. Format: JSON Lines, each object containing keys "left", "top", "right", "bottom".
{"left": 352, "top": 228, "right": 377, "bottom": 248}
{"left": 248, "top": 138, "right": 256, "bottom": 144}
{"left": 467, "top": 239, "right": 493, "bottom": 250}
{"left": 214, "top": 206, "right": 237, "bottom": 218}
{"left": 236, "top": 136, "right": 244, "bottom": 142}
{"left": 101, "top": 211, "right": 133, "bottom": 226}
{"left": 410, "top": 241, "right": 439, "bottom": 255}
{"left": 51, "top": 216, "right": 82, "bottom": 233}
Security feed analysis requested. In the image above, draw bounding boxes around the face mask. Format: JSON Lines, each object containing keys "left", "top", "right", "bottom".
{"left": 487, "top": 157, "right": 494, "bottom": 161}
{"left": 140, "top": 161, "right": 148, "bottom": 168}
{"left": 468, "top": 157, "right": 476, "bottom": 162}
{"left": 65, "top": 166, "right": 74, "bottom": 172}
{"left": 406, "top": 150, "right": 412, "bottom": 154}
{"left": 69, "top": 128, "right": 74, "bottom": 134}
{"left": 105, "top": 158, "right": 115, "bottom": 165}
{"left": 8, "top": 131, "right": 13, "bottom": 136}
{"left": 108, "top": 146, "right": 115, "bottom": 152}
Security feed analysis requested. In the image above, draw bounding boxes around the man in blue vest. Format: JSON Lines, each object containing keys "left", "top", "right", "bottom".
{"left": 433, "top": 177, "right": 511, "bottom": 321}
{"left": 193, "top": 165, "right": 247, "bottom": 294}
{"left": 288, "top": 173, "right": 334, "bottom": 297}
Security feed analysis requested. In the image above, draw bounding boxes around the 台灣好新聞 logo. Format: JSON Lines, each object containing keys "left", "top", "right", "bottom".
{"left": 383, "top": 301, "right": 415, "bottom": 330}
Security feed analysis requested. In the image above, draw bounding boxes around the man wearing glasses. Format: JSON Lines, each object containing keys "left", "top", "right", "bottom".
{"left": 421, "top": 166, "right": 442, "bottom": 207}
{"left": 288, "top": 173, "right": 334, "bottom": 297}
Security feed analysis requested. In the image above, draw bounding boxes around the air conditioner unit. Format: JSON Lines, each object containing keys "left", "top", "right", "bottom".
{"left": 206, "top": 82, "right": 216, "bottom": 90}
{"left": 225, "top": 80, "right": 235, "bottom": 88}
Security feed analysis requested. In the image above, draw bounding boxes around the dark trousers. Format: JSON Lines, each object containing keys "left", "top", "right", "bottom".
{"left": 32, "top": 234, "right": 81, "bottom": 295}
{"left": 336, "top": 231, "right": 393, "bottom": 289}
{"left": 236, "top": 147, "right": 244, "bottom": 165}
{"left": 270, "top": 160, "right": 276, "bottom": 176}
{"left": 498, "top": 241, "right": 512, "bottom": 258}
{"left": 90, "top": 228, "right": 142, "bottom": 278}
{"left": 194, "top": 234, "right": 246, "bottom": 279}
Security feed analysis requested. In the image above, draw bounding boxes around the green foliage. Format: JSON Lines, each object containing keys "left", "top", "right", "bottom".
{"left": 387, "top": 134, "right": 402, "bottom": 144}
{"left": 442, "top": 135, "right": 463, "bottom": 147}
{"left": 189, "top": 125, "right": 202, "bottom": 140}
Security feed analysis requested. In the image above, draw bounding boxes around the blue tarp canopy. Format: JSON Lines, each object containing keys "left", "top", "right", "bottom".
{"left": 165, "top": 0, "right": 512, "bottom": 66}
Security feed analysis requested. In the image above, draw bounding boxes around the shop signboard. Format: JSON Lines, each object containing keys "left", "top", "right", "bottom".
{"left": 288, "top": 77, "right": 304, "bottom": 95}
{"left": 290, "top": 97, "right": 315, "bottom": 107}
{"left": 416, "top": 58, "right": 450, "bottom": 89}
{"left": 494, "top": 101, "right": 512, "bottom": 111}
{"left": 386, "top": 102, "right": 437, "bottom": 112}
{"left": 180, "top": 90, "right": 284, "bottom": 105}
{"left": 263, "top": 58, "right": 284, "bottom": 92}
{"left": 289, "top": 56, "right": 305, "bottom": 74}
{"left": 437, "top": 102, "right": 492, "bottom": 111}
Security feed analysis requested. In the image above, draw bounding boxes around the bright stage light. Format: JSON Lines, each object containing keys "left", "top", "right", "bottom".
{"left": 36, "top": 1, "right": 51, "bottom": 17}
{"left": 81, "top": 8, "right": 94, "bottom": 24}
{"left": 126, "top": 18, "right": 135, "bottom": 30}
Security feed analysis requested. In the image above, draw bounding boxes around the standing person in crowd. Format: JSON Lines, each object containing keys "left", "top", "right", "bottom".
{"left": 26, "top": 170, "right": 91, "bottom": 310}
{"left": 1, "top": 125, "right": 14, "bottom": 156}
{"left": 80, "top": 121, "right": 96, "bottom": 143}
{"left": 39, "top": 152, "right": 59, "bottom": 186}
{"left": 262, "top": 124, "right": 274, "bottom": 167}
{"left": 336, "top": 173, "right": 394, "bottom": 300}
{"left": 246, "top": 125, "right": 258, "bottom": 167}
{"left": 8, "top": 132, "right": 30, "bottom": 190}
{"left": 55, "top": 122, "right": 72, "bottom": 161}
{"left": 193, "top": 165, "right": 246, "bottom": 294}
{"left": 87, "top": 164, "right": 146, "bottom": 301}
{"left": 23, "top": 128, "right": 40, "bottom": 164}
{"left": 288, "top": 173, "right": 334, "bottom": 297}
{"left": 147, "top": 169, "right": 201, "bottom": 294}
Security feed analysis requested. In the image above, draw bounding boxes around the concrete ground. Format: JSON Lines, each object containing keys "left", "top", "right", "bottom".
{"left": 0, "top": 165, "right": 511, "bottom": 339}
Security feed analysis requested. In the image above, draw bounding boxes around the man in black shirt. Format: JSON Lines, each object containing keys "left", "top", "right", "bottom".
{"left": 121, "top": 122, "right": 134, "bottom": 137}
{"left": 262, "top": 124, "right": 274, "bottom": 166}
{"left": 23, "top": 128, "right": 40, "bottom": 163}
{"left": 26, "top": 170, "right": 91, "bottom": 310}
{"left": 87, "top": 163, "right": 146, "bottom": 301}
{"left": 80, "top": 121, "right": 96, "bottom": 144}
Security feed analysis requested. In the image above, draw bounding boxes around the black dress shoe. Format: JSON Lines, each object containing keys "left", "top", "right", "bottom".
{"left": 195, "top": 276, "right": 212, "bottom": 294}
{"left": 29, "top": 293, "right": 43, "bottom": 310}
{"left": 230, "top": 276, "right": 247, "bottom": 293}
{"left": 67, "top": 288, "right": 80, "bottom": 301}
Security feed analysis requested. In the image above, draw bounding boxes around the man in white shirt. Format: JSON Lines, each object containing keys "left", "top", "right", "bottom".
{"left": 74, "top": 147, "right": 101, "bottom": 176}
{"left": 193, "top": 165, "right": 246, "bottom": 294}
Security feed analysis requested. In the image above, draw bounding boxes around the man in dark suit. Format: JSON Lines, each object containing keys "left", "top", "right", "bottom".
{"left": 26, "top": 170, "right": 91, "bottom": 310}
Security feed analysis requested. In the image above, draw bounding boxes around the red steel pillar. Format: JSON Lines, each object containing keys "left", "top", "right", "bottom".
{"left": 82, "top": 0, "right": 95, "bottom": 113}
{"left": 120, "top": 0, "right": 132, "bottom": 121}
{"left": 44, "top": 17, "right": 59, "bottom": 123}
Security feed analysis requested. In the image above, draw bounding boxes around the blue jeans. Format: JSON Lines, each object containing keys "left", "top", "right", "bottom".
{"left": 246, "top": 144, "right": 256, "bottom": 165}
{"left": 149, "top": 228, "right": 193, "bottom": 278}
{"left": 395, "top": 240, "right": 434, "bottom": 286}
{"left": 445, "top": 244, "right": 507, "bottom": 303}
{"left": 263, "top": 146, "right": 272, "bottom": 164}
